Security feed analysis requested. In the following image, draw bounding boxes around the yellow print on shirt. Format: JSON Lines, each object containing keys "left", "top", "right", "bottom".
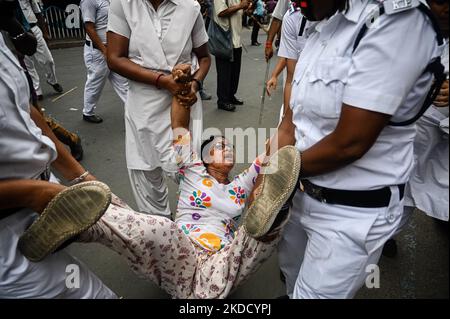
{"left": 195, "top": 232, "right": 224, "bottom": 251}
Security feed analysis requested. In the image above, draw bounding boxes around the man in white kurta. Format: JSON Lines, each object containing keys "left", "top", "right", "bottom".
{"left": 108, "top": 0, "right": 208, "bottom": 217}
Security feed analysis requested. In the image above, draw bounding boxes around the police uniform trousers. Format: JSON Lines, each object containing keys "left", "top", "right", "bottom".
{"left": 278, "top": 186, "right": 404, "bottom": 298}
{"left": 83, "top": 43, "right": 128, "bottom": 116}
{"left": 23, "top": 26, "right": 57, "bottom": 96}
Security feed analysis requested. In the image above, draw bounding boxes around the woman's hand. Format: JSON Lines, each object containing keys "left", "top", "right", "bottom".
{"left": 239, "top": 0, "right": 250, "bottom": 10}
{"left": 160, "top": 74, "right": 186, "bottom": 96}
{"left": 266, "top": 76, "right": 277, "bottom": 96}
{"left": 434, "top": 79, "right": 449, "bottom": 107}
{"left": 175, "top": 81, "right": 198, "bottom": 108}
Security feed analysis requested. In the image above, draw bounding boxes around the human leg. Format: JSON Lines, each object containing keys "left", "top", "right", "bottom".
{"left": 83, "top": 45, "right": 108, "bottom": 117}
{"left": 30, "top": 26, "right": 58, "bottom": 88}
{"left": 80, "top": 195, "right": 198, "bottom": 298}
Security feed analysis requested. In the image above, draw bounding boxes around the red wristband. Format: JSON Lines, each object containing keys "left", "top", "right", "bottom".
{"left": 155, "top": 73, "right": 164, "bottom": 89}
{"left": 265, "top": 41, "right": 273, "bottom": 49}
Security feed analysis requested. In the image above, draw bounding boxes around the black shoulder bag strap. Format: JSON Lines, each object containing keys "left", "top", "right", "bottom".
{"left": 352, "top": 1, "right": 446, "bottom": 127}
{"left": 299, "top": 16, "right": 307, "bottom": 37}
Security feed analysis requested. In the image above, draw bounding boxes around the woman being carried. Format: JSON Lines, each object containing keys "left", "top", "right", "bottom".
{"left": 76, "top": 65, "right": 301, "bottom": 299}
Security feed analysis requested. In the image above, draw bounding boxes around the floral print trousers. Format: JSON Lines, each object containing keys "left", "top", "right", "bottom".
{"left": 80, "top": 195, "right": 280, "bottom": 299}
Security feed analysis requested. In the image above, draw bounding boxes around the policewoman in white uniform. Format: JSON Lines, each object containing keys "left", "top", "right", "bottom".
{"left": 0, "top": 34, "right": 116, "bottom": 298}
{"left": 271, "top": 0, "right": 444, "bottom": 298}
{"left": 106, "top": 0, "right": 210, "bottom": 217}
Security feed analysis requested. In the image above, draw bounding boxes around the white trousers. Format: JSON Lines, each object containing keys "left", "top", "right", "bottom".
{"left": 23, "top": 26, "right": 57, "bottom": 96}
{"left": 278, "top": 187, "right": 404, "bottom": 298}
{"left": 128, "top": 167, "right": 176, "bottom": 218}
{"left": 83, "top": 44, "right": 128, "bottom": 116}
{"left": 0, "top": 210, "right": 117, "bottom": 299}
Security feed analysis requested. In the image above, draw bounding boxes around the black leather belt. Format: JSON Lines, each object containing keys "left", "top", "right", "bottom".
{"left": 301, "top": 179, "right": 405, "bottom": 208}
{"left": 85, "top": 40, "right": 101, "bottom": 50}
{"left": 29, "top": 23, "right": 37, "bottom": 28}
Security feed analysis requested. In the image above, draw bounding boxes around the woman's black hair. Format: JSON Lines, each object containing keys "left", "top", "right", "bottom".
{"left": 200, "top": 135, "right": 227, "bottom": 165}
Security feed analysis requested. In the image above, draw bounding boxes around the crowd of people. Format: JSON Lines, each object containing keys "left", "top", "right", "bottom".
{"left": 0, "top": 0, "right": 448, "bottom": 299}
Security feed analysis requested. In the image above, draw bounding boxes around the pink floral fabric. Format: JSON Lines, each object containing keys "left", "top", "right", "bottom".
{"left": 81, "top": 195, "right": 280, "bottom": 299}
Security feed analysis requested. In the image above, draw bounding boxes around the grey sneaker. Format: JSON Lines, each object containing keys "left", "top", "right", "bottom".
{"left": 18, "top": 181, "right": 111, "bottom": 262}
{"left": 243, "top": 146, "right": 301, "bottom": 239}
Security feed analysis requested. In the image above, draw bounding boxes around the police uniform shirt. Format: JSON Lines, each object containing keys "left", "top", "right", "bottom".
{"left": 278, "top": 9, "right": 310, "bottom": 60}
{"left": 290, "top": 0, "right": 443, "bottom": 190}
{"left": 0, "top": 35, "right": 56, "bottom": 181}
{"left": 272, "top": 0, "right": 290, "bottom": 20}
{"left": 80, "top": 0, "right": 111, "bottom": 44}
{"left": 18, "top": 0, "right": 41, "bottom": 24}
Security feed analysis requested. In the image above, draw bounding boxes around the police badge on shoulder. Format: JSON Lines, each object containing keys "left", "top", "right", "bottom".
{"left": 384, "top": 0, "right": 420, "bottom": 15}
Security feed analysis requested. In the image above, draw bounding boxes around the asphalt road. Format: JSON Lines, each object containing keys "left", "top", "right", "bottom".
{"left": 34, "top": 29, "right": 448, "bottom": 299}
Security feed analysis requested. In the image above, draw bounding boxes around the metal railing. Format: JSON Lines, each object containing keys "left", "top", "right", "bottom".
{"left": 43, "top": 5, "right": 85, "bottom": 41}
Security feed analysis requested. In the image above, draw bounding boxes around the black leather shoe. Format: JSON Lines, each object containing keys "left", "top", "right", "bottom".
{"left": 37, "top": 94, "right": 44, "bottom": 101}
{"left": 251, "top": 42, "right": 261, "bottom": 46}
{"left": 231, "top": 96, "right": 244, "bottom": 105}
{"left": 70, "top": 137, "right": 84, "bottom": 161}
{"left": 218, "top": 102, "right": 236, "bottom": 112}
{"left": 49, "top": 82, "right": 63, "bottom": 93}
{"left": 83, "top": 114, "right": 103, "bottom": 123}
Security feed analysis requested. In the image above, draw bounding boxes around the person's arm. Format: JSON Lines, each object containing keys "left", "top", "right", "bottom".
{"left": 434, "top": 79, "right": 449, "bottom": 107}
{"left": 271, "top": 8, "right": 437, "bottom": 177}
{"left": 175, "top": 43, "right": 211, "bottom": 107}
{"left": 30, "top": 106, "right": 95, "bottom": 182}
{"left": 280, "top": 58, "right": 296, "bottom": 115}
{"left": 0, "top": 11, "right": 37, "bottom": 56}
{"left": 30, "top": 0, "right": 49, "bottom": 41}
{"left": 266, "top": 57, "right": 286, "bottom": 96}
{"left": 299, "top": 106, "right": 390, "bottom": 177}
{"left": 80, "top": 0, "right": 107, "bottom": 55}
{"left": 0, "top": 179, "right": 65, "bottom": 213}
{"left": 265, "top": 17, "right": 281, "bottom": 60}
{"left": 106, "top": 31, "right": 184, "bottom": 96}
{"left": 84, "top": 22, "right": 107, "bottom": 56}
{"left": 217, "top": 0, "right": 248, "bottom": 17}
{"left": 35, "top": 12, "right": 49, "bottom": 40}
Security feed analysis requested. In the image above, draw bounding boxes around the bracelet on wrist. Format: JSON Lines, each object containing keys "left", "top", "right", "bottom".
{"left": 265, "top": 41, "right": 273, "bottom": 48}
{"left": 69, "top": 171, "right": 90, "bottom": 186}
{"left": 11, "top": 31, "right": 27, "bottom": 41}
